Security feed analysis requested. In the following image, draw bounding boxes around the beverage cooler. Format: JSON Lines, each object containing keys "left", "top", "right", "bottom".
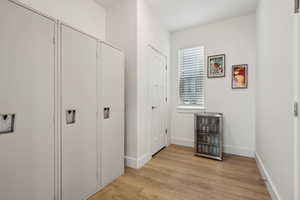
{"left": 194, "top": 113, "right": 223, "bottom": 160}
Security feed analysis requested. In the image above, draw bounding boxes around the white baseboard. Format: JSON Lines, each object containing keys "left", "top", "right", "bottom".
{"left": 125, "top": 154, "right": 152, "bottom": 169}
{"left": 255, "top": 152, "right": 281, "bottom": 200}
{"left": 171, "top": 137, "right": 254, "bottom": 157}
{"left": 223, "top": 145, "right": 254, "bottom": 157}
{"left": 125, "top": 156, "right": 138, "bottom": 168}
{"left": 171, "top": 137, "right": 194, "bottom": 147}
{"left": 137, "top": 154, "right": 152, "bottom": 168}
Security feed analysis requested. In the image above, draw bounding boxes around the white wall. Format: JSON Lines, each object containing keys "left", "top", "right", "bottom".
{"left": 106, "top": 0, "right": 170, "bottom": 167}
{"left": 170, "top": 14, "right": 256, "bottom": 157}
{"left": 256, "top": 0, "right": 295, "bottom": 199}
{"left": 107, "top": 0, "right": 170, "bottom": 167}
{"left": 18, "top": 0, "right": 106, "bottom": 40}
{"left": 137, "top": 0, "right": 170, "bottom": 159}
{"left": 106, "top": 0, "right": 139, "bottom": 159}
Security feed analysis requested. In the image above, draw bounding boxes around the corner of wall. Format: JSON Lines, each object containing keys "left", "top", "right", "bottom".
{"left": 125, "top": 153, "right": 151, "bottom": 169}
{"left": 255, "top": 152, "right": 281, "bottom": 200}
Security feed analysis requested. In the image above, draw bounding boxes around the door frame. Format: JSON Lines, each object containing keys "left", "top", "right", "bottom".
{"left": 147, "top": 45, "right": 168, "bottom": 156}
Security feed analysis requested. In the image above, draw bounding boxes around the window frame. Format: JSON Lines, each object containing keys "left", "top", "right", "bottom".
{"left": 177, "top": 45, "right": 206, "bottom": 112}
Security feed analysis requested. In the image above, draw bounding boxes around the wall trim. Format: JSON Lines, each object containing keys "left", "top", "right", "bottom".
{"left": 171, "top": 137, "right": 254, "bottom": 157}
{"left": 125, "top": 156, "right": 138, "bottom": 168}
{"left": 223, "top": 145, "right": 254, "bottom": 158}
{"left": 125, "top": 154, "right": 152, "bottom": 169}
{"left": 255, "top": 152, "right": 281, "bottom": 200}
{"left": 137, "top": 154, "right": 152, "bottom": 168}
{"left": 171, "top": 137, "right": 194, "bottom": 147}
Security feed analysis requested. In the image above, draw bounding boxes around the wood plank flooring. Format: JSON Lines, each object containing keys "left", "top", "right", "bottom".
{"left": 89, "top": 145, "right": 270, "bottom": 200}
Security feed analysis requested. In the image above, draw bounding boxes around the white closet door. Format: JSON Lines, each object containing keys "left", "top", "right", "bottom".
{"left": 0, "top": 1, "right": 55, "bottom": 200}
{"left": 149, "top": 48, "right": 168, "bottom": 155}
{"left": 100, "top": 43, "right": 124, "bottom": 187}
{"left": 61, "top": 24, "right": 98, "bottom": 200}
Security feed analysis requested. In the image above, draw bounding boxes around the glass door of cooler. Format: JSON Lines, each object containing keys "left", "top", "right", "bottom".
{"left": 194, "top": 113, "right": 223, "bottom": 160}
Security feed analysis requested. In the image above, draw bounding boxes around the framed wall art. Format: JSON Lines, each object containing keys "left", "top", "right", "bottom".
{"left": 207, "top": 54, "right": 225, "bottom": 78}
{"left": 232, "top": 64, "right": 248, "bottom": 89}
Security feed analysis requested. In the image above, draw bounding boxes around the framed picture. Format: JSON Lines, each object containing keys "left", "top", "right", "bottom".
{"left": 232, "top": 64, "right": 248, "bottom": 89}
{"left": 207, "top": 54, "right": 225, "bottom": 78}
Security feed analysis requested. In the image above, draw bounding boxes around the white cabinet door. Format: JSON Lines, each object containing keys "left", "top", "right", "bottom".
{"left": 61, "top": 24, "right": 98, "bottom": 200}
{"left": 100, "top": 43, "right": 125, "bottom": 187}
{"left": 296, "top": 13, "right": 300, "bottom": 200}
{"left": 0, "top": 1, "right": 56, "bottom": 200}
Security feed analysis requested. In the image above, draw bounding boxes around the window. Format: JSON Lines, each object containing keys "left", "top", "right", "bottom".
{"left": 179, "top": 46, "right": 205, "bottom": 108}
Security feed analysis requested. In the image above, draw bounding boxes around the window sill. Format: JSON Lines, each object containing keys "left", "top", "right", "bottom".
{"left": 177, "top": 105, "right": 206, "bottom": 113}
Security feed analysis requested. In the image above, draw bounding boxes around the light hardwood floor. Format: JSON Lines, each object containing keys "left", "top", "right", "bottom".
{"left": 89, "top": 145, "right": 271, "bottom": 200}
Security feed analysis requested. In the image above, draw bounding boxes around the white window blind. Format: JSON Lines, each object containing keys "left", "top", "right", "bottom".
{"left": 179, "top": 46, "right": 205, "bottom": 107}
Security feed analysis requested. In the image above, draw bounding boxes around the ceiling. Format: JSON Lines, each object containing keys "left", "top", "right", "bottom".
{"left": 95, "top": 0, "right": 258, "bottom": 32}
{"left": 145, "top": 0, "right": 258, "bottom": 32}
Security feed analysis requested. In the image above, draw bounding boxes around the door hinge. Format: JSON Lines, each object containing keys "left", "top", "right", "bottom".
{"left": 295, "top": 0, "right": 299, "bottom": 13}
{"left": 53, "top": 37, "right": 56, "bottom": 45}
{"left": 165, "top": 129, "right": 168, "bottom": 134}
{"left": 165, "top": 65, "right": 167, "bottom": 70}
{"left": 165, "top": 97, "right": 168, "bottom": 102}
{"left": 294, "top": 102, "right": 298, "bottom": 117}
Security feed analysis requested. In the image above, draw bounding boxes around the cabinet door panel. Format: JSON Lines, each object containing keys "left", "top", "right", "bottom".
{"left": 0, "top": 1, "right": 55, "bottom": 200}
{"left": 100, "top": 43, "right": 125, "bottom": 187}
{"left": 61, "top": 24, "right": 98, "bottom": 200}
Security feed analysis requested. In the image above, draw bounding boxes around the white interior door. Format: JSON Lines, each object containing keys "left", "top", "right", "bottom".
{"left": 149, "top": 47, "right": 168, "bottom": 155}
{"left": 0, "top": 1, "right": 55, "bottom": 200}
{"left": 100, "top": 43, "right": 125, "bottom": 187}
{"left": 61, "top": 24, "right": 98, "bottom": 200}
